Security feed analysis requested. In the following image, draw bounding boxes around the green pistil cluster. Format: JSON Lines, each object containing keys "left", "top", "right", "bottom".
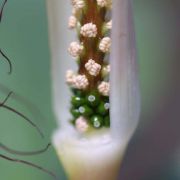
{"left": 70, "top": 89, "right": 110, "bottom": 129}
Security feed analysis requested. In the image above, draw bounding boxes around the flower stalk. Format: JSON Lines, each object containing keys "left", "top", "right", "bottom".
{"left": 47, "top": 0, "right": 140, "bottom": 179}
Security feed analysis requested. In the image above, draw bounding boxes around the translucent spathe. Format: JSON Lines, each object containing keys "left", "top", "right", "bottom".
{"left": 110, "top": 0, "right": 140, "bottom": 140}
{"left": 47, "top": 0, "right": 140, "bottom": 179}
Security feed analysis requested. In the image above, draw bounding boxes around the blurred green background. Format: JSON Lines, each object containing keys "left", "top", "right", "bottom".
{"left": 0, "top": 0, "right": 179, "bottom": 180}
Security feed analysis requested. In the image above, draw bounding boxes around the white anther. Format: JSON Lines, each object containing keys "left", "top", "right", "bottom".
{"left": 80, "top": 23, "right": 97, "bottom": 38}
{"left": 66, "top": 70, "right": 76, "bottom": 85}
{"left": 71, "top": 0, "right": 85, "bottom": 10}
{"left": 85, "top": 59, "right": 101, "bottom": 76}
{"left": 68, "top": 42, "right": 83, "bottom": 58}
{"left": 75, "top": 116, "right": 89, "bottom": 133}
{"left": 99, "top": 37, "right": 111, "bottom": 53}
{"left": 73, "top": 74, "right": 89, "bottom": 89}
{"left": 98, "top": 81, "right": 110, "bottom": 96}
{"left": 106, "top": 20, "right": 112, "bottom": 29}
{"left": 68, "top": 16, "right": 77, "bottom": 29}
{"left": 96, "top": 0, "right": 112, "bottom": 8}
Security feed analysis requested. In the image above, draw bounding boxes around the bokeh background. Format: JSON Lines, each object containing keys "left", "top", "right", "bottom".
{"left": 0, "top": 0, "right": 179, "bottom": 180}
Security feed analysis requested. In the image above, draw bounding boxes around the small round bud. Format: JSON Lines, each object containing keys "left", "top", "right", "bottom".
{"left": 97, "top": 102, "right": 110, "bottom": 115}
{"left": 78, "top": 105, "right": 93, "bottom": 116}
{"left": 68, "top": 16, "right": 77, "bottom": 29}
{"left": 90, "top": 115, "right": 103, "bottom": 128}
{"left": 75, "top": 116, "right": 89, "bottom": 133}
{"left": 73, "top": 74, "right": 89, "bottom": 89}
{"left": 99, "top": 37, "right": 111, "bottom": 53}
{"left": 86, "top": 92, "right": 100, "bottom": 107}
{"left": 98, "top": 81, "right": 110, "bottom": 96}
{"left": 71, "top": 96, "right": 85, "bottom": 107}
{"left": 85, "top": 59, "right": 101, "bottom": 76}
{"left": 71, "top": 108, "right": 81, "bottom": 118}
{"left": 102, "top": 65, "right": 110, "bottom": 77}
{"left": 80, "top": 23, "right": 97, "bottom": 37}
{"left": 68, "top": 42, "right": 83, "bottom": 58}
{"left": 106, "top": 20, "right": 112, "bottom": 30}
{"left": 66, "top": 70, "right": 75, "bottom": 85}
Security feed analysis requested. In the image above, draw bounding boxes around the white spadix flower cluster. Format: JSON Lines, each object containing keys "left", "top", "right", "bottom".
{"left": 68, "top": 41, "right": 83, "bottom": 58}
{"left": 85, "top": 59, "right": 101, "bottom": 76}
{"left": 66, "top": 70, "right": 89, "bottom": 89}
{"left": 80, "top": 23, "right": 98, "bottom": 38}
{"left": 98, "top": 81, "right": 110, "bottom": 96}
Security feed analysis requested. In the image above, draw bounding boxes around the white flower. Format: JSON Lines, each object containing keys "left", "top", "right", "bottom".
{"left": 96, "top": 0, "right": 112, "bottom": 8}
{"left": 68, "top": 16, "right": 77, "bottom": 29}
{"left": 75, "top": 116, "right": 89, "bottom": 133}
{"left": 73, "top": 74, "right": 89, "bottom": 89}
{"left": 98, "top": 81, "right": 110, "bottom": 96}
{"left": 106, "top": 20, "right": 112, "bottom": 29}
{"left": 66, "top": 70, "right": 76, "bottom": 85}
{"left": 80, "top": 23, "right": 97, "bottom": 38}
{"left": 71, "top": 0, "right": 85, "bottom": 10}
{"left": 85, "top": 59, "right": 101, "bottom": 76}
{"left": 99, "top": 37, "right": 111, "bottom": 53}
{"left": 68, "top": 42, "right": 83, "bottom": 58}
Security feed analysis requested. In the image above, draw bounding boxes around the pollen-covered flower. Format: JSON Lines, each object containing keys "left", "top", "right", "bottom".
{"left": 68, "top": 42, "right": 83, "bottom": 58}
{"left": 73, "top": 74, "right": 89, "bottom": 89}
{"left": 75, "top": 116, "right": 89, "bottom": 133}
{"left": 85, "top": 59, "right": 101, "bottom": 76}
{"left": 71, "top": 0, "right": 85, "bottom": 10}
{"left": 80, "top": 23, "right": 97, "bottom": 38}
{"left": 66, "top": 70, "right": 75, "bottom": 85}
{"left": 68, "top": 16, "right": 77, "bottom": 29}
{"left": 96, "top": 0, "right": 112, "bottom": 8}
{"left": 99, "top": 37, "right": 111, "bottom": 53}
{"left": 98, "top": 81, "right": 110, "bottom": 96}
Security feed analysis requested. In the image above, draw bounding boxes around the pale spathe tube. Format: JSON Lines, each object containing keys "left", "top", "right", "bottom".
{"left": 46, "top": 0, "right": 140, "bottom": 179}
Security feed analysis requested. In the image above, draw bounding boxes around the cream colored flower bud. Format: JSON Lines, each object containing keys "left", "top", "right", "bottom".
{"left": 99, "top": 37, "right": 111, "bottom": 53}
{"left": 66, "top": 70, "right": 75, "bottom": 85}
{"left": 74, "top": 74, "right": 89, "bottom": 89}
{"left": 106, "top": 20, "right": 112, "bottom": 30}
{"left": 68, "top": 16, "right": 77, "bottom": 29}
{"left": 85, "top": 59, "right": 101, "bottom": 76}
{"left": 71, "top": 0, "right": 85, "bottom": 10}
{"left": 96, "top": 0, "right": 112, "bottom": 8}
{"left": 102, "top": 65, "right": 110, "bottom": 77}
{"left": 68, "top": 42, "right": 83, "bottom": 58}
{"left": 75, "top": 116, "right": 89, "bottom": 133}
{"left": 98, "top": 81, "right": 110, "bottom": 96}
{"left": 80, "top": 23, "right": 97, "bottom": 38}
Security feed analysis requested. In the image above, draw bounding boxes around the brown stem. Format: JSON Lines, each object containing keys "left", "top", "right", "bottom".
{"left": 79, "top": 1, "right": 106, "bottom": 90}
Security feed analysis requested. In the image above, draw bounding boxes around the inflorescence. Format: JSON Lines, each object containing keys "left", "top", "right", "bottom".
{"left": 67, "top": 0, "right": 112, "bottom": 133}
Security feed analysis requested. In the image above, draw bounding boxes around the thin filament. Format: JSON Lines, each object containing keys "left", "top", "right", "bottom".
{"left": 0, "top": 92, "right": 44, "bottom": 138}
{"left": 0, "top": 154, "right": 57, "bottom": 179}
{"left": 0, "top": 49, "right": 12, "bottom": 74}
{"left": 0, "top": 142, "right": 51, "bottom": 156}
{"left": 0, "top": 0, "right": 7, "bottom": 22}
